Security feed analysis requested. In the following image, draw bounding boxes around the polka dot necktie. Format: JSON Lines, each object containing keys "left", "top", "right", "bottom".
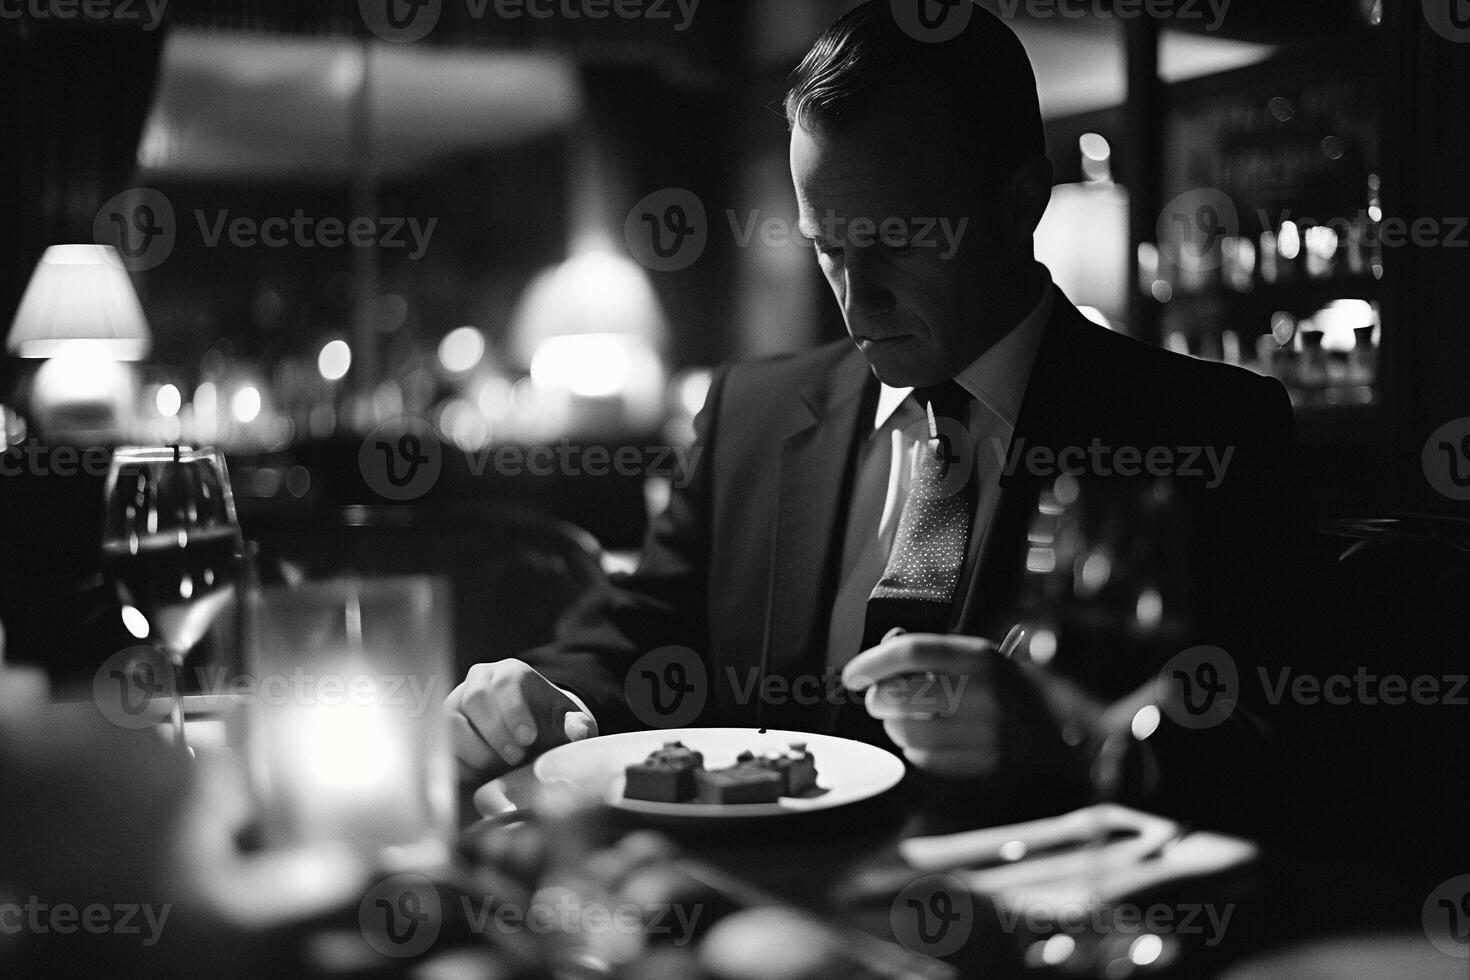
{"left": 861, "top": 381, "right": 976, "bottom": 646}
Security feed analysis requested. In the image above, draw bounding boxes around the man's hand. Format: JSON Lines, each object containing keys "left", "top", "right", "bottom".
{"left": 446, "top": 659, "right": 598, "bottom": 780}
{"left": 842, "top": 632, "right": 1078, "bottom": 781}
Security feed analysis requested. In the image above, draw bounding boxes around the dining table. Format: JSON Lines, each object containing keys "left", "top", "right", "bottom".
{"left": 1, "top": 665, "right": 1463, "bottom": 979}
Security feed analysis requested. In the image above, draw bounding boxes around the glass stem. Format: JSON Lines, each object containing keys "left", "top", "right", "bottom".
{"left": 169, "top": 652, "right": 189, "bottom": 752}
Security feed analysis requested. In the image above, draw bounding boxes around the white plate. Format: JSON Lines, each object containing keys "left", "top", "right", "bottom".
{"left": 532, "top": 728, "right": 906, "bottom": 818}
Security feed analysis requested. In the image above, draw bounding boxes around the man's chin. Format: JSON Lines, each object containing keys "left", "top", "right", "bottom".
{"left": 859, "top": 350, "right": 948, "bottom": 389}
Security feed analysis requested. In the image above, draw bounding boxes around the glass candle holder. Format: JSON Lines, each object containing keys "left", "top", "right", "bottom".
{"left": 244, "top": 575, "right": 455, "bottom": 866}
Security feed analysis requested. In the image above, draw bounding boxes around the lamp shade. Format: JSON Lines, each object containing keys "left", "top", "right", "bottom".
{"left": 1034, "top": 182, "right": 1130, "bottom": 325}
{"left": 6, "top": 244, "right": 152, "bottom": 360}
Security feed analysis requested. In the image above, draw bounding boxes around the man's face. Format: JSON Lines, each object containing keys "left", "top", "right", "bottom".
{"left": 790, "top": 88, "right": 1021, "bottom": 388}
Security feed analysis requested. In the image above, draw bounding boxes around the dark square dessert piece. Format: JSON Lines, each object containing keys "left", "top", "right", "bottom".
{"left": 623, "top": 741, "right": 705, "bottom": 803}
{"left": 778, "top": 743, "right": 819, "bottom": 796}
{"left": 694, "top": 764, "right": 783, "bottom": 804}
{"left": 732, "top": 744, "right": 818, "bottom": 797}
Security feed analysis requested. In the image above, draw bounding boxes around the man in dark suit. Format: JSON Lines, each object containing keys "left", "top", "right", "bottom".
{"left": 448, "top": 1, "right": 1305, "bottom": 818}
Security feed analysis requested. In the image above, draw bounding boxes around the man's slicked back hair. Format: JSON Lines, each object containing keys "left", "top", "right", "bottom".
{"left": 785, "top": 0, "right": 1046, "bottom": 185}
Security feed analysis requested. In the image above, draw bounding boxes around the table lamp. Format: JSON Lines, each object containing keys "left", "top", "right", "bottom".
{"left": 6, "top": 244, "right": 152, "bottom": 361}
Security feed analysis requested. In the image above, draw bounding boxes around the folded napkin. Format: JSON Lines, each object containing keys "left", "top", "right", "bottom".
{"left": 900, "top": 803, "right": 1256, "bottom": 916}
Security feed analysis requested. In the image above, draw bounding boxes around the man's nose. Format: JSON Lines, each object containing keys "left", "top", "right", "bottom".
{"left": 842, "top": 251, "right": 895, "bottom": 320}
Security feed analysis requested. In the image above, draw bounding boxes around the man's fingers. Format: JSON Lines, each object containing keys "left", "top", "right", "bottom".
{"left": 446, "top": 660, "right": 598, "bottom": 779}
{"left": 450, "top": 712, "right": 502, "bottom": 775}
{"left": 882, "top": 716, "right": 995, "bottom": 752}
{"left": 564, "top": 711, "right": 597, "bottom": 742}
{"left": 455, "top": 696, "right": 526, "bottom": 768}
{"left": 842, "top": 633, "right": 995, "bottom": 690}
{"left": 491, "top": 668, "right": 541, "bottom": 748}
{"left": 863, "top": 674, "right": 987, "bottom": 719}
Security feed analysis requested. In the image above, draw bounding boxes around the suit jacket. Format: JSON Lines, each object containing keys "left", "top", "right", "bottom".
{"left": 526, "top": 296, "right": 1308, "bottom": 818}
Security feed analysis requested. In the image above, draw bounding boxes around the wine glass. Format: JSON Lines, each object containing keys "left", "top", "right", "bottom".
{"left": 101, "top": 446, "right": 242, "bottom": 750}
{"left": 1005, "top": 473, "right": 1196, "bottom": 975}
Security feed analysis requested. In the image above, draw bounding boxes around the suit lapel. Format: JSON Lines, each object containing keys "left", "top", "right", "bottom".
{"left": 767, "top": 348, "right": 873, "bottom": 687}
{"left": 955, "top": 300, "right": 1082, "bottom": 637}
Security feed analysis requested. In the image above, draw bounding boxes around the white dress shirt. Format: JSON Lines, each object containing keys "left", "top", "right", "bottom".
{"left": 825, "top": 277, "right": 1055, "bottom": 668}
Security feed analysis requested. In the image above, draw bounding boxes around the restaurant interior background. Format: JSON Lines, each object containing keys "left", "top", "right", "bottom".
{"left": 2, "top": 0, "right": 1469, "bottom": 977}
{"left": 6, "top": 0, "right": 1468, "bottom": 680}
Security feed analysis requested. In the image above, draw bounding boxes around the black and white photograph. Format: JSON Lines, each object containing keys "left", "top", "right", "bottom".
{"left": 2, "top": 0, "right": 1468, "bottom": 976}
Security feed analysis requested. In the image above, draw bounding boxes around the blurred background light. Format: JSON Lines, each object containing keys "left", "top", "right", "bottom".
{"left": 437, "top": 326, "right": 486, "bottom": 374}
{"left": 530, "top": 333, "right": 651, "bottom": 400}
{"left": 156, "top": 383, "right": 183, "bottom": 418}
{"left": 232, "top": 385, "right": 262, "bottom": 424}
{"left": 317, "top": 340, "right": 352, "bottom": 382}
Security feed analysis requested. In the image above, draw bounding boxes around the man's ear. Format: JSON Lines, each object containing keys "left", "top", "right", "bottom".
{"left": 1002, "top": 154, "right": 1054, "bottom": 244}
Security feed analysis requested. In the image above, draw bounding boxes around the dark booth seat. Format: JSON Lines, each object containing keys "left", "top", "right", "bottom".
{"left": 241, "top": 503, "right": 607, "bottom": 683}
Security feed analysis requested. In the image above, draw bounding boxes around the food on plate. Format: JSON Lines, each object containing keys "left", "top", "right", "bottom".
{"left": 623, "top": 741, "right": 706, "bottom": 803}
{"left": 694, "top": 763, "right": 784, "bottom": 804}
{"left": 731, "top": 744, "right": 818, "bottom": 797}
{"left": 623, "top": 741, "right": 819, "bottom": 805}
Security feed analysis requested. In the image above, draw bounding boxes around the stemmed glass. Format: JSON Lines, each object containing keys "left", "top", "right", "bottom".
{"left": 101, "top": 446, "right": 242, "bottom": 750}
{"left": 1011, "top": 472, "right": 1193, "bottom": 793}
{"left": 1006, "top": 473, "right": 1195, "bottom": 974}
